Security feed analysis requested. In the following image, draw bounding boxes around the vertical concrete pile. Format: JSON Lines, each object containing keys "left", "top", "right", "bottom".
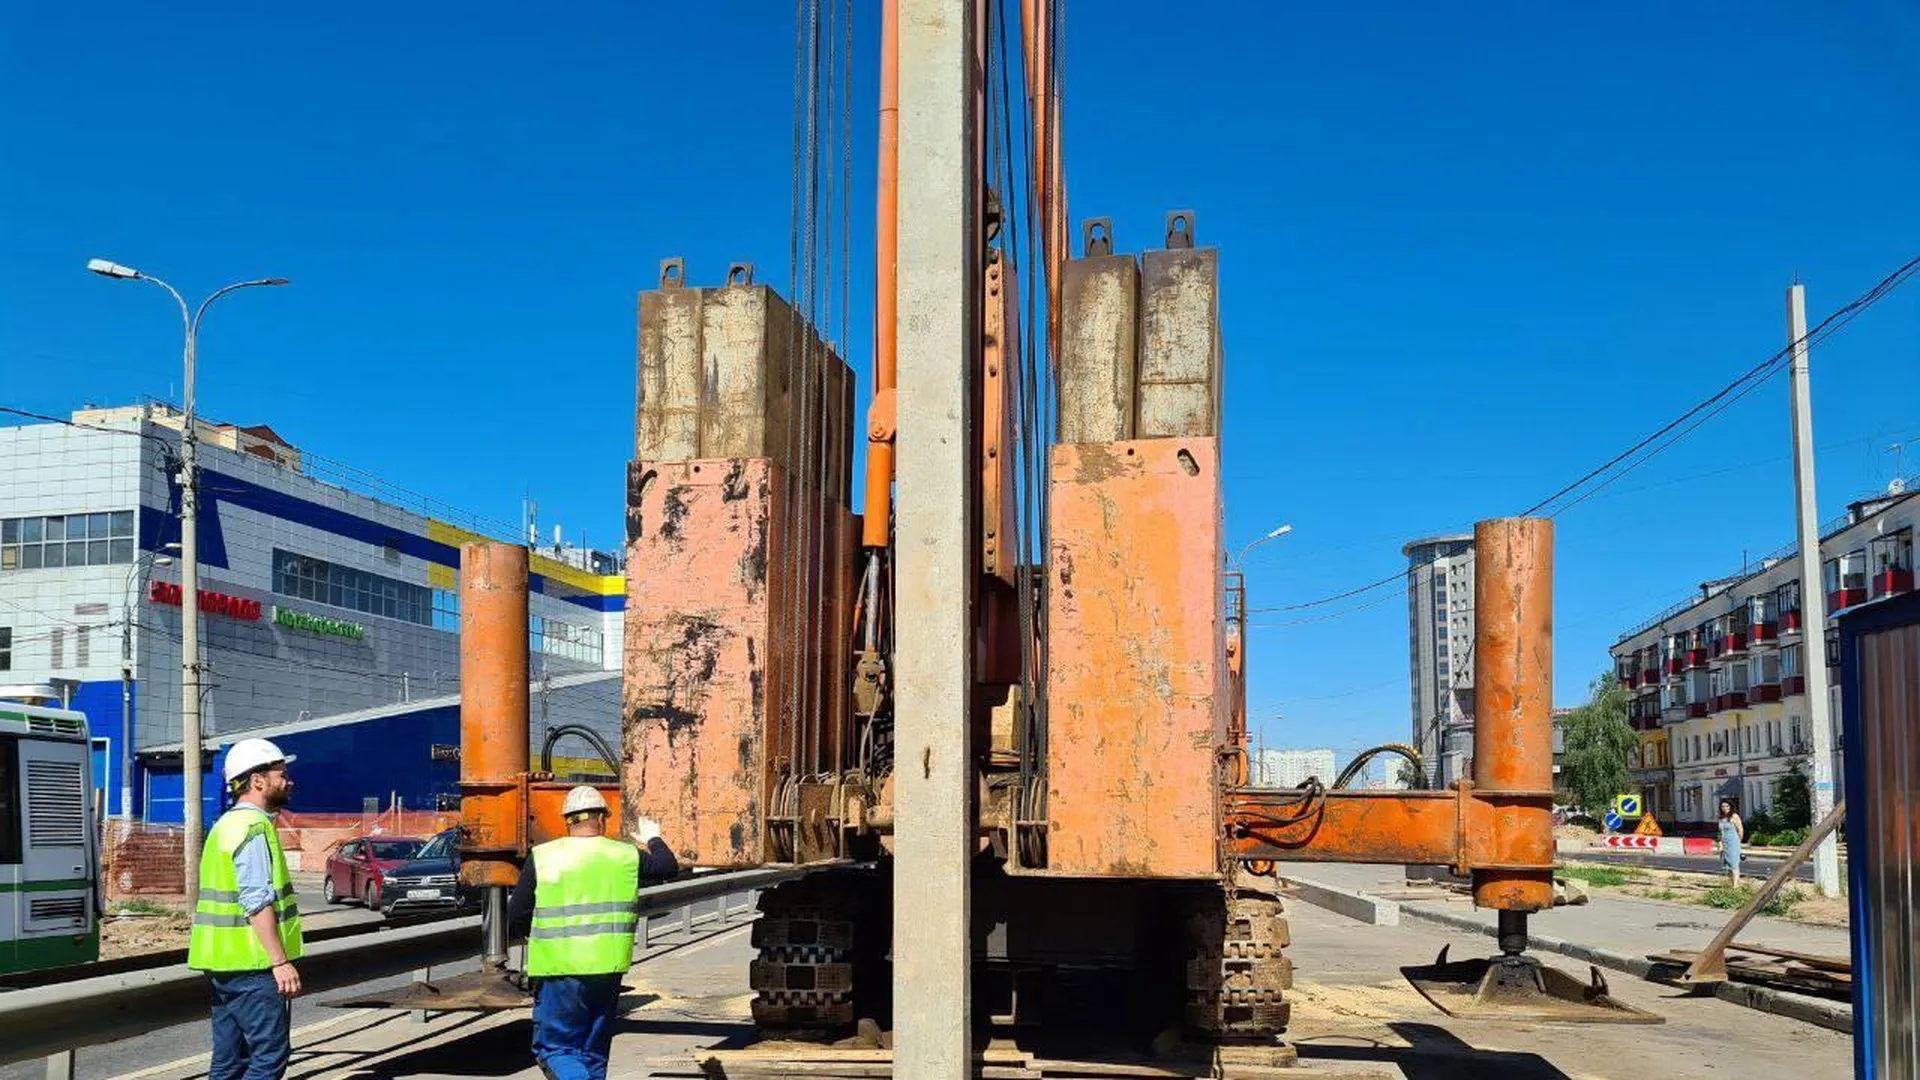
{"left": 622, "top": 262, "right": 857, "bottom": 868}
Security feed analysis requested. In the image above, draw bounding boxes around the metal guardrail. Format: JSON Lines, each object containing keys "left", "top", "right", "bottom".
{"left": 1, "top": 865, "right": 815, "bottom": 1068}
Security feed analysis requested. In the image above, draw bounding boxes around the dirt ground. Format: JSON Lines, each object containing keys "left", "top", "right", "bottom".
{"left": 100, "top": 910, "right": 191, "bottom": 960}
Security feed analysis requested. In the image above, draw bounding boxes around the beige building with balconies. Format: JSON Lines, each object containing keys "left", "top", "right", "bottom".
{"left": 1611, "top": 482, "right": 1916, "bottom": 826}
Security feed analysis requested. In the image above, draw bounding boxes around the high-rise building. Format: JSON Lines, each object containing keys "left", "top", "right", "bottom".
{"left": 1611, "top": 483, "right": 1916, "bottom": 824}
{"left": 1253, "top": 747, "right": 1336, "bottom": 789}
{"left": 1404, "top": 534, "right": 1475, "bottom": 789}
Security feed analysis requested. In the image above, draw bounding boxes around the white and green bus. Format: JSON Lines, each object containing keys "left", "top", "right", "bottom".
{"left": 1, "top": 702, "right": 101, "bottom": 974}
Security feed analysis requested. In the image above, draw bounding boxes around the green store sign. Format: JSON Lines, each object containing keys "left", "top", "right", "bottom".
{"left": 272, "top": 605, "right": 366, "bottom": 641}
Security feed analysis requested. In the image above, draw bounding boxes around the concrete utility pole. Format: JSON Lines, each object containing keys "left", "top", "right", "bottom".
{"left": 88, "top": 259, "right": 286, "bottom": 904}
{"left": 1786, "top": 283, "right": 1842, "bottom": 899}
{"left": 891, "top": 0, "right": 976, "bottom": 1077}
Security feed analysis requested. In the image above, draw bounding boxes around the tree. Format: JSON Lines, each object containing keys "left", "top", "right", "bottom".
{"left": 1560, "top": 672, "right": 1638, "bottom": 817}
{"left": 1774, "top": 755, "right": 1813, "bottom": 830}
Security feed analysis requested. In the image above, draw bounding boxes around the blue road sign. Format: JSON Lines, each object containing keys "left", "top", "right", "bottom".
{"left": 1602, "top": 811, "right": 1625, "bottom": 833}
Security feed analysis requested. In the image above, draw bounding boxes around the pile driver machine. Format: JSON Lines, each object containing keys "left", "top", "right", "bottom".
{"left": 617, "top": 0, "right": 1648, "bottom": 1061}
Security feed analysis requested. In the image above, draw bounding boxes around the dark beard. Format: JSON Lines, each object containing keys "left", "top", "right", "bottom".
{"left": 264, "top": 788, "right": 291, "bottom": 812}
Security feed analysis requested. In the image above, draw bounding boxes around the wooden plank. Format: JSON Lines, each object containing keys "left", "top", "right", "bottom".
{"left": 1729, "top": 941, "right": 1852, "bottom": 973}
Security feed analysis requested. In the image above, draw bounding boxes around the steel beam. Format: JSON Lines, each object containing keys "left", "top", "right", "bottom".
{"left": 892, "top": 0, "right": 977, "bottom": 1077}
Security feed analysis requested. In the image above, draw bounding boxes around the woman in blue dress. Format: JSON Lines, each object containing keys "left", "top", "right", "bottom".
{"left": 1716, "top": 799, "right": 1745, "bottom": 886}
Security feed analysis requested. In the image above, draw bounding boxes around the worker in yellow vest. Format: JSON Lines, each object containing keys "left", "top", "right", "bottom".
{"left": 507, "top": 786, "right": 677, "bottom": 1080}
{"left": 187, "top": 738, "right": 305, "bottom": 1080}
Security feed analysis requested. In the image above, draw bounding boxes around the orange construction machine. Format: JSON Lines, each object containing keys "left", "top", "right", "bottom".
{"left": 620, "top": 0, "right": 1650, "bottom": 1051}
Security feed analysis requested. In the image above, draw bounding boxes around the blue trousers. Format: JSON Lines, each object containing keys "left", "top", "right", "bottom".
{"left": 208, "top": 971, "right": 291, "bottom": 1080}
{"left": 532, "top": 974, "right": 625, "bottom": 1080}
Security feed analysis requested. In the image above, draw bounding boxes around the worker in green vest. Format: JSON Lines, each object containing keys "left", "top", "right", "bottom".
{"left": 507, "top": 786, "right": 677, "bottom": 1080}
{"left": 187, "top": 738, "right": 305, "bottom": 1080}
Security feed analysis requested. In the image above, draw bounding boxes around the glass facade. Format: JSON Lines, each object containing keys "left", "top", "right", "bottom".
{"left": 271, "top": 548, "right": 432, "bottom": 625}
{"left": 0, "top": 511, "right": 135, "bottom": 570}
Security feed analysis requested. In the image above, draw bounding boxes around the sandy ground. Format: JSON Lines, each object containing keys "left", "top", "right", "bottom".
{"left": 100, "top": 910, "right": 191, "bottom": 960}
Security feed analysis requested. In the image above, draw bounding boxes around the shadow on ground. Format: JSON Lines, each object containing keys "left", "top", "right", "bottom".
{"left": 1294, "top": 1022, "right": 1573, "bottom": 1080}
{"left": 327, "top": 1018, "right": 534, "bottom": 1080}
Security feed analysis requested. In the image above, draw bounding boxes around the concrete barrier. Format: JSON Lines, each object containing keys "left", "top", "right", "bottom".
{"left": 1281, "top": 875, "right": 1401, "bottom": 926}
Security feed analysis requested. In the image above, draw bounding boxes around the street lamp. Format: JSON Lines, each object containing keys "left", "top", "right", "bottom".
{"left": 119, "top": 547, "right": 177, "bottom": 822}
{"left": 89, "top": 259, "right": 287, "bottom": 906}
{"left": 1234, "top": 523, "right": 1294, "bottom": 568}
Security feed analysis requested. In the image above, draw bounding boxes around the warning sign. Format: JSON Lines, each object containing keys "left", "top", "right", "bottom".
{"left": 1635, "top": 813, "right": 1663, "bottom": 837}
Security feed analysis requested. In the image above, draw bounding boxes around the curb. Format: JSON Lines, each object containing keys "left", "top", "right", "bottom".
{"left": 1391, "top": 903, "right": 1852, "bottom": 1034}
{"left": 1280, "top": 877, "right": 1400, "bottom": 926}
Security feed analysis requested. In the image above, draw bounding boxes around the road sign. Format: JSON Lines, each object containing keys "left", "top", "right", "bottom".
{"left": 1634, "top": 813, "right": 1663, "bottom": 837}
{"left": 1612, "top": 794, "right": 1643, "bottom": 819}
{"left": 1602, "top": 810, "right": 1624, "bottom": 833}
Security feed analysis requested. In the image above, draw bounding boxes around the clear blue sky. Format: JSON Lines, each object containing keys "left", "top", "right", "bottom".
{"left": 4, "top": 4, "right": 1918, "bottom": 758}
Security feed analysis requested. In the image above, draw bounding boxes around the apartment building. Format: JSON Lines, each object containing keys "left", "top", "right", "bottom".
{"left": 1611, "top": 483, "right": 1916, "bottom": 826}
{"left": 1404, "top": 534, "right": 1475, "bottom": 788}
{"left": 1253, "top": 747, "right": 1337, "bottom": 789}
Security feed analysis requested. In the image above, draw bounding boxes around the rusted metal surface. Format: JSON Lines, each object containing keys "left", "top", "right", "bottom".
{"left": 1042, "top": 438, "right": 1223, "bottom": 879}
{"left": 1469, "top": 517, "right": 1556, "bottom": 912}
{"left": 1136, "top": 218, "right": 1221, "bottom": 439}
{"left": 1403, "top": 946, "right": 1663, "bottom": 1024}
{"left": 527, "top": 781, "right": 624, "bottom": 845}
{"left": 624, "top": 459, "right": 786, "bottom": 869}
{"left": 1021, "top": 0, "right": 1066, "bottom": 366}
{"left": 980, "top": 253, "right": 1017, "bottom": 584}
{"left": 1224, "top": 786, "right": 1558, "bottom": 872}
{"left": 458, "top": 542, "right": 529, "bottom": 889}
{"left": 1057, "top": 230, "right": 1139, "bottom": 444}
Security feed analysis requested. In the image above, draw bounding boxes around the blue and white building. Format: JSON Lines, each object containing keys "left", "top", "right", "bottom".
{"left": 0, "top": 403, "right": 627, "bottom": 822}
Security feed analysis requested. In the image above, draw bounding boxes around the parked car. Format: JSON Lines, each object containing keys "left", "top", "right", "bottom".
{"left": 370, "top": 827, "right": 476, "bottom": 918}
{"left": 321, "top": 835, "right": 426, "bottom": 911}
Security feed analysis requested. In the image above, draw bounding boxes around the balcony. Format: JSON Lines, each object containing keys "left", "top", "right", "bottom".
{"left": 1664, "top": 658, "right": 1684, "bottom": 678}
{"left": 1688, "top": 702, "right": 1709, "bottom": 719}
{"left": 1749, "top": 621, "right": 1778, "bottom": 645}
{"left": 1783, "top": 674, "right": 1807, "bottom": 696}
{"left": 1779, "top": 608, "right": 1802, "bottom": 635}
{"left": 1870, "top": 568, "right": 1914, "bottom": 599}
{"left": 1828, "top": 587, "right": 1867, "bottom": 612}
{"left": 1685, "top": 648, "right": 1708, "bottom": 670}
{"left": 1750, "top": 683, "right": 1782, "bottom": 703}
{"left": 1709, "top": 691, "right": 1748, "bottom": 713}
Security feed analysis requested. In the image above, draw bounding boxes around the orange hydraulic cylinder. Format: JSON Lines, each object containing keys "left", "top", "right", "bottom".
{"left": 861, "top": 0, "right": 899, "bottom": 548}
{"left": 1469, "top": 517, "right": 1557, "bottom": 912}
{"left": 458, "top": 542, "right": 530, "bottom": 888}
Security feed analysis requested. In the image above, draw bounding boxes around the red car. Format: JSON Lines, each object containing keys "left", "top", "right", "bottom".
{"left": 321, "top": 835, "right": 426, "bottom": 910}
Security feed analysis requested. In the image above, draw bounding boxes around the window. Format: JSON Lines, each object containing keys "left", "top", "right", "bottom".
{"left": 0, "top": 737, "right": 19, "bottom": 865}
{"left": 1693, "top": 735, "right": 1701, "bottom": 760}
{"left": 0, "top": 511, "right": 136, "bottom": 571}
{"left": 0, "top": 627, "right": 9, "bottom": 671}
{"left": 432, "top": 588, "right": 461, "bottom": 632}
{"left": 531, "top": 615, "right": 603, "bottom": 666}
{"left": 272, "top": 550, "right": 431, "bottom": 625}
{"left": 50, "top": 628, "right": 64, "bottom": 670}
{"left": 1777, "top": 580, "right": 1800, "bottom": 617}
{"left": 1783, "top": 644, "right": 1803, "bottom": 677}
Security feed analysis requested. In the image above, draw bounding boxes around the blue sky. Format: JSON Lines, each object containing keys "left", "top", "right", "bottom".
{"left": 4, "top": 3, "right": 1918, "bottom": 759}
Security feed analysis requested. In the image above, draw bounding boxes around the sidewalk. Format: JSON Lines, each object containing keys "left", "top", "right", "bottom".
{"left": 1283, "top": 863, "right": 1853, "bottom": 1029}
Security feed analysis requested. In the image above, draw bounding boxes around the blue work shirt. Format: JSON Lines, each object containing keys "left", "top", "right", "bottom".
{"left": 228, "top": 804, "right": 279, "bottom": 916}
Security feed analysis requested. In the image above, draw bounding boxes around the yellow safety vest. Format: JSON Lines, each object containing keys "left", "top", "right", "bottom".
{"left": 187, "top": 808, "right": 304, "bottom": 972}
{"left": 525, "top": 836, "right": 641, "bottom": 977}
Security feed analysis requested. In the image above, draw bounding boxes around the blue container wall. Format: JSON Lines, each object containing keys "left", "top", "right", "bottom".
{"left": 64, "top": 679, "right": 130, "bottom": 817}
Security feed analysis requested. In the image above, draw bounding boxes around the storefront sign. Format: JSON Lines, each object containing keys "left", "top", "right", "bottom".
{"left": 430, "top": 744, "right": 460, "bottom": 762}
{"left": 148, "top": 580, "right": 262, "bottom": 621}
{"left": 272, "top": 605, "right": 366, "bottom": 641}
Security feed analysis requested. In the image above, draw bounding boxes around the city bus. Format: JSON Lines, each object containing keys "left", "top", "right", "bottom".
{"left": 1, "top": 699, "right": 101, "bottom": 974}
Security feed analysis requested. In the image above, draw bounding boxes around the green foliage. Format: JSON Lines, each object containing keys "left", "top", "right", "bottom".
{"left": 1743, "top": 807, "right": 1777, "bottom": 835}
{"left": 1750, "top": 827, "right": 1810, "bottom": 847}
{"left": 1700, "top": 884, "right": 1808, "bottom": 917}
{"left": 1559, "top": 672, "right": 1638, "bottom": 816}
{"left": 1774, "top": 756, "right": 1814, "bottom": 830}
{"left": 1644, "top": 888, "right": 1681, "bottom": 901}
{"left": 1557, "top": 865, "right": 1631, "bottom": 887}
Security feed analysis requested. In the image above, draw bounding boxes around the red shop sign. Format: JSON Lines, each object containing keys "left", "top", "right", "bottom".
{"left": 148, "top": 580, "right": 262, "bottom": 622}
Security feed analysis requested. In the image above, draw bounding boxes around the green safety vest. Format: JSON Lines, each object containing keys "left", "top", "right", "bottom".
{"left": 525, "top": 836, "right": 641, "bottom": 977}
{"left": 186, "top": 808, "right": 304, "bottom": 972}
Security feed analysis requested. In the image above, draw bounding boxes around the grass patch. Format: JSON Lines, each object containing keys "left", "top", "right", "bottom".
{"left": 1700, "top": 884, "right": 1808, "bottom": 916}
{"left": 1643, "top": 888, "right": 1681, "bottom": 901}
{"left": 1558, "top": 865, "right": 1633, "bottom": 888}
{"left": 112, "top": 898, "right": 181, "bottom": 917}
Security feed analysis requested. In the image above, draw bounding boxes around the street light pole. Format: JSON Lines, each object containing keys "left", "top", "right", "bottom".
{"left": 88, "top": 260, "right": 287, "bottom": 906}
{"left": 1233, "top": 522, "right": 1294, "bottom": 569}
{"left": 119, "top": 550, "right": 175, "bottom": 822}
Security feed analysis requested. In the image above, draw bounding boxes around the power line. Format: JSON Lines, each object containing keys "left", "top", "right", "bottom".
{"left": 1255, "top": 253, "right": 1920, "bottom": 616}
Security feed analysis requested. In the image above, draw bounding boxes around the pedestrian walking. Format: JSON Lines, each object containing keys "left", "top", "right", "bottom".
{"left": 1717, "top": 798, "right": 1745, "bottom": 887}
{"left": 508, "top": 786, "right": 678, "bottom": 1080}
{"left": 186, "top": 738, "right": 305, "bottom": 1080}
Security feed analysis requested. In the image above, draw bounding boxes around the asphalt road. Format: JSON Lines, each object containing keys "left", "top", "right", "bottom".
{"left": 1571, "top": 846, "right": 1836, "bottom": 882}
{"left": 0, "top": 897, "right": 737, "bottom": 1080}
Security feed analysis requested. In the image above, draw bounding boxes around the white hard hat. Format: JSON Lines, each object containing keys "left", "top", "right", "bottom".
{"left": 561, "top": 785, "right": 610, "bottom": 818}
{"left": 224, "top": 738, "right": 295, "bottom": 783}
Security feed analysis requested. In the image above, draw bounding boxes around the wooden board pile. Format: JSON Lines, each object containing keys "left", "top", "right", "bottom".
{"left": 650, "top": 1037, "right": 1391, "bottom": 1080}
{"left": 1649, "top": 941, "right": 1852, "bottom": 1000}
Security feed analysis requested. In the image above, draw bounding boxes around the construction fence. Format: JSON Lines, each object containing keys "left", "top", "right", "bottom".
{"left": 101, "top": 808, "right": 462, "bottom": 902}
